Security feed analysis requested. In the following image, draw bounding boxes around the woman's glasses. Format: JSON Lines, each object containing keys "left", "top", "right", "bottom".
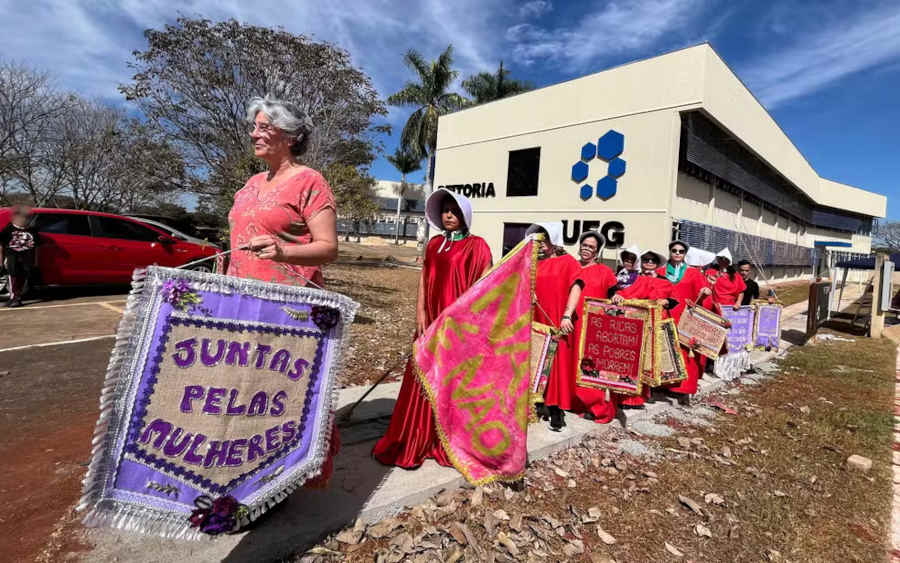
{"left": 248, "top": 122, "right": 276, "bottom": 135}
{"left": 670, "top": 248, "right": 686, "bottom": 255}
{"left": 642, "top": 258, "right": 658, "bottom": 264}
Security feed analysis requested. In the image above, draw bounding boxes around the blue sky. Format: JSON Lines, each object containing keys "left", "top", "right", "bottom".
{"left": 1, "top": 0, "right": 898, "bottom": 218}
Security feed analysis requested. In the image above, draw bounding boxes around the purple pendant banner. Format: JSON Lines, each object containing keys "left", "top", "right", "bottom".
{"left": 754, "top": 303, "right": 782, "bottom": 351}
{"left": 720, "top": 306, "right": 755, "bottom": 353}
{"left": 77, "top": 267, "right": 358, "bottom": 539}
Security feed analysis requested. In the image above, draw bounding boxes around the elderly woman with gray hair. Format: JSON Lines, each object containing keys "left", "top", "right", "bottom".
{"left": 227, "top": 95, "right": 339, "bottom": 487}
{"left": 227, "top": 95, "right": 338, "bottom": 289}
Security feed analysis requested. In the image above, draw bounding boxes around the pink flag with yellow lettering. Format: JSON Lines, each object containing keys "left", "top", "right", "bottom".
{"left": 414, "top": 238, "right": 536, "bottom": 485}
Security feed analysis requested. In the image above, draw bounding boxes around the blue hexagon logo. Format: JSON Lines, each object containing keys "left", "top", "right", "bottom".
{"left": 581, "top": 142, "right": 596, "bottom": 161}
{"left": 571, "top": 161, "right": 589, "bottom": 183}
{"left": 607, "top": 157, "right": 626, "bottom": 178}
{"left": 596, "top": 176, "right": 617, "bottom": 200}
{"left": 570, "top": 130, "right": 626, "bottom": 201}
{"left": 597, "top": 130, "right": 624, "bottom": 160}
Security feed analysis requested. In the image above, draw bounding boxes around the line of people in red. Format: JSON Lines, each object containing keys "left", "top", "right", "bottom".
{"left": 373, "top": 190, "right": 755, "bottom": 469}
{"left": 529, "top": 223, "right": 751, "bottom": 431}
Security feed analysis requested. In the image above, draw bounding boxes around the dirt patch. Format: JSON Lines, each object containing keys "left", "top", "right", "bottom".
{"left": 0, "top": 341, "right": 110, "bottom": 563}
{"left": 324, "top": 263, "right": 419, "bottom": 388}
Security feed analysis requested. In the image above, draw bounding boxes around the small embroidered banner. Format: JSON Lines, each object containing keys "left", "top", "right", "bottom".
{"left": 77, "top": 266, "right": 357, "bottom": 539}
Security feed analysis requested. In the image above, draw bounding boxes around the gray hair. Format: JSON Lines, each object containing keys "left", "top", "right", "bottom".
{"left": 246, "top": 95, "right": 314, "bottom": 158}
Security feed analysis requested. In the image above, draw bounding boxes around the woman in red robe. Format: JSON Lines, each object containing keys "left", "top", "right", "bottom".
{"left": 711, "top": 248, "right": 746, "bottom": 308}
{"left": 528, "top": 222, "right": 584, "bottom": 431}
{"left": 656, "top": 241, "right": 711, "bottom": 403}
{"left": 373, "top": 188, "right": 492, "bottom": 468}
{"left": 571, "top": 231, "right": 619, "bottom": 423}
{"left": 611, "top": 249, "right": 674, "bottom": 408}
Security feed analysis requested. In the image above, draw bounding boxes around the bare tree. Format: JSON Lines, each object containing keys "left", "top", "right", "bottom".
{"left": 59, "top": 100, "right": 185, "bottom": 211}
{"left": 0, "top": 60, "right": 73, "bottom": 205}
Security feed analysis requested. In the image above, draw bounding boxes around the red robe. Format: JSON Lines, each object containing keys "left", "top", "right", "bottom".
{"left": 573, "top": 263, "right": 619, "bottom": 422}
{"left": 373, "top": 234, "right": 493, "bottom": 468}
{"left": 534, "top": 254, "right": 584, "bottom": 411}
{"left": 657, "top": 265, "right": 708, "bottom": 395}
{"left": 614, "top": 274, "right": 673, "bottom": 406}
{"left": 712, "top": 272, "right": 746, "bottom": 306}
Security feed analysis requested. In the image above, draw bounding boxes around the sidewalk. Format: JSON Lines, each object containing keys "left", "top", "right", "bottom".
{"left": 79, "top": 303, "right": 810, "bottom": 562}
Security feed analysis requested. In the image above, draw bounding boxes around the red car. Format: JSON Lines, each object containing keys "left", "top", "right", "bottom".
{"left": 0, "top": 208, "right": 220, "bottom": 291}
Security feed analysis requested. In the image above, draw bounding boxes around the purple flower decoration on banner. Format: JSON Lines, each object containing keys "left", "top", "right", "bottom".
{"left": 188, "top": 494, "right": 248, "bottom": 535}
{"left": 161, "top": 279, "right": 202, "bottom": 311}
{"left": 311, "top": 305, "right": 340, "bottom": 331}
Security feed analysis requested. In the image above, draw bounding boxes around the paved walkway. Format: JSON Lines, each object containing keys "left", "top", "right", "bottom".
{"left": 80, "top": 303, "right": 810, "bottom": 562}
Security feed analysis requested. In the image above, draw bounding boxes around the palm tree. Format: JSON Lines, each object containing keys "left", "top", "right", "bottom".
{"left": 388, "top": 45, "right": 467, "bottom": 244}
{"left": 462, "top": 61, "right": 534, "bottom": 105}
{"left": 385, "top": 147, "right": 422, "bottom": 245}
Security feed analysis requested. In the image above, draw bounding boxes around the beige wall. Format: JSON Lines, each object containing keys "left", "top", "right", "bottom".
{"left": 435, "top": 107, "right": 682, "bottom": 257}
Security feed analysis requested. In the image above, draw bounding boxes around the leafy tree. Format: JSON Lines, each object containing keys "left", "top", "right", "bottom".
{"left": 325, "top": 163, "right": 379, "bottom": 242}
{"left": 462, "top": 61, "right": 534, "bottom": 105}
{"left": 388, "top": 45, "right": 467, "bottom": 240}
{"left": 120, "top": 18, "right": 387, "bottom": 215}
{"left": 385, "top": 146, "right": 422, "bottom": 244}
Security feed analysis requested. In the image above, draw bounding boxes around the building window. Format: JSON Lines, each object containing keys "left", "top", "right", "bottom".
{"left": 502, "top": 222, "right": 532, "bottom": 255}
{"left": 506, "top": 147, "right": 540, "bottom": 197}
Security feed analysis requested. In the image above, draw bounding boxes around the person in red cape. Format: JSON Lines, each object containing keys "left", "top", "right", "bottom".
{"left": 529, "top": 222, "right": 585, "bottom": 431}
{"left": 656, "top": 240, "right": 712, "bottom": 404}
{"left": 373, "top": 188, "right": 492, "bottom": 469}
{"left": 611, "top": 249, "right": 674, "bottom": 408}
{"left": 571, "top": 231, "right": 619, "bottom": 423}
{"left": 711, "top": 248, "right": 745, "bottom": 309}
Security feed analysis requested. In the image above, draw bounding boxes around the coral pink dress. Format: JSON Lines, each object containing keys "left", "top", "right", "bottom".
{"left": 227, "top": 167, "right": 339, "bottom": 487}
{"left": 228, "top": 168, "right": 336, "bottom": 288}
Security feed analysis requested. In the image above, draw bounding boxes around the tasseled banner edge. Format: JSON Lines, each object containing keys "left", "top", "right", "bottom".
{"left": 77, "top": 268, "right": 149, "bottom": 522}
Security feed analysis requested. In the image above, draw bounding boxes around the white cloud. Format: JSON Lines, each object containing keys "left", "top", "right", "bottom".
{"left": 505, "top": 0, "right": 707, "bottom": 69}
{"left": 0, "top": 0, "right": 507, "bottom": 107}
{"left": 519, "top": 0, "right": 553, "bottom": 19}
{"left": 740, "top": 4, "right": 900, "bottom": 108}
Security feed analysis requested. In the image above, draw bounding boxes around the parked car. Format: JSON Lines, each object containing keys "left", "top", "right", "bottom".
{"left": 0, "top": 208, "right": 221, "bottom": 293}
{"left": 127, "top": 216, "right": 220, "bottom": 248}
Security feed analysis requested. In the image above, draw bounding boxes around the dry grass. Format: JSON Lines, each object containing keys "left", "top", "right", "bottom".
{"left": 769, "top": 282, "right": 811, "bottom": 307}
{"left": 323, "top": 261, "right": 419, "bottom": 388}
{"left": 296, "top": 337, "right": 896, "bottom": 562}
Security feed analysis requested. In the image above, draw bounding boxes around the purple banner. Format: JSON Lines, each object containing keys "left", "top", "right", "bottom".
{"left": 78, "top": 267, "right": 357, "bottom": 539}
{"left": 720, "top": 306, "right": 755, "bottom": 352}
{"left": 754, "top": 303, "right": 782, "bottom": 350}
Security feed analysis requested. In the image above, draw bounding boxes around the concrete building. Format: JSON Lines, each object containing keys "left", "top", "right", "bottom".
{"left": 337, "top": 180, "right": 426, "bottom": 240}
{"left": 433, "top": 43, "right": 887, "bottom": 281}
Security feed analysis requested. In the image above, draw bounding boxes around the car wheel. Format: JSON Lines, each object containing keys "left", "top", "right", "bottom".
{"left": 191, "top": 264, "right": 213, "bottom": 273}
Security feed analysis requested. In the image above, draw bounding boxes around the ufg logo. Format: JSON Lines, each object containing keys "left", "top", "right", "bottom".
{"left": 570, "top": 130, "right": 626, "bottom": 200}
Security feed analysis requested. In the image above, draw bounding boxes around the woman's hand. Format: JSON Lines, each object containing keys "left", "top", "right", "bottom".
{"left": 415, "top": 312, "right": 427, "bottom": 338}
{"left": 699, "top": 287, "right": 712, "bottom": 297}
{"left": 249, "top": 235, "right": 285, "bottom": 262}
{"left": 560, "top": 316, "right": 575, "bottom": 335}
{"left": 611, "top": 294, "right": 625, "bottom": 305}
{"left": 733, "top": 303, "right": 741, "bottom": 310}
{"left": 656, "top": 299, "right": 668, "bottom": 308}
